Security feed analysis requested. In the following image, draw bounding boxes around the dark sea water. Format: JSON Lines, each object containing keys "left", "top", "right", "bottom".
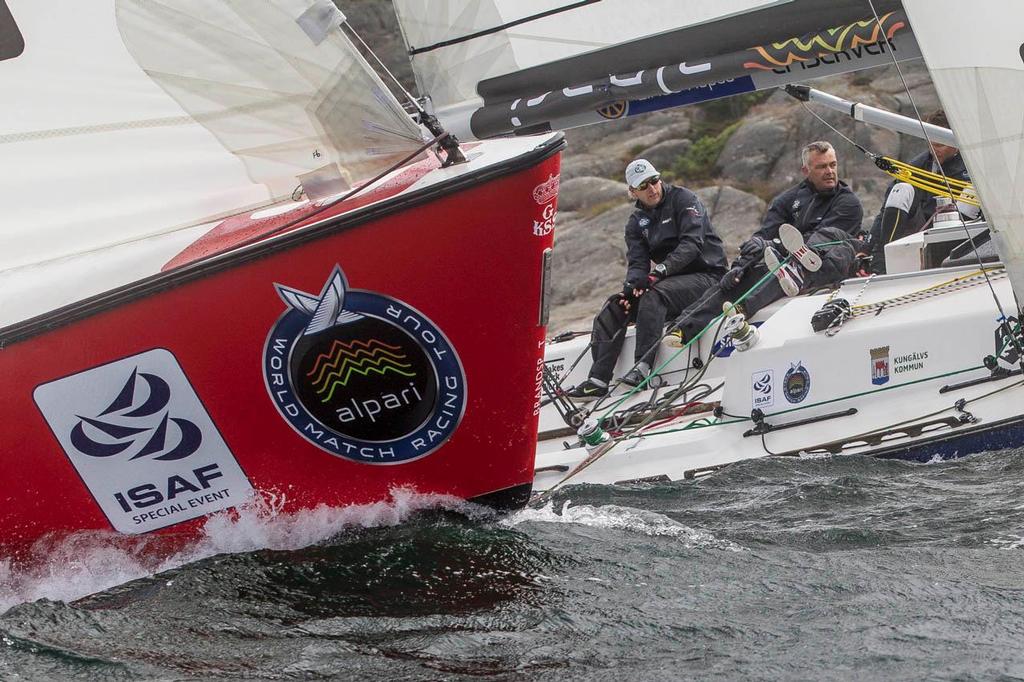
{"left": 4, "top": 450, "right": 1024, "bottom": 681}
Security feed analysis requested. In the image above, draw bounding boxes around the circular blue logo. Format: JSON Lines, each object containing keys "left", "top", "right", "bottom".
{"left": 263, "top": 266, "right": 466, "bottom": 464}
{"left": 783, "top": 362, "right": 810, "bottom": 403}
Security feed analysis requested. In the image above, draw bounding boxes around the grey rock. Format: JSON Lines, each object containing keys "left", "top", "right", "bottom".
{"left": 639, "top": 139, "right": 693, "bottom": 175}
{"left": 548, "top": 205, "right": 633, "bottom": 332}
{"left": 558, "top": 177, "right": 628, "bottom": 213}
{"left": 717, "top": 118, "right": 793, "bottom": 188}
{"left": 561, "top": 153, "right": 627, "bottom": 181}
{"left": 694, "top": 186, "right": 767, "bottom": 261}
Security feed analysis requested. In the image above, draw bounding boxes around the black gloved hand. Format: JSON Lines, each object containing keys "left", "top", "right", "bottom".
{"left": 623, "top": 279, "right": 649, "bottom": 298}
{"left": 719, "top": 265, "right": 745, "bottom": 290}
{"left": 738, "top": 235, "right": 768, "bottom": 260}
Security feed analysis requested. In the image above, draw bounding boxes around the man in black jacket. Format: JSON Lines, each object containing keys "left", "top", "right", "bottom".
{"left": 868, "top": 110, "right": 978, "bottom": 274}
{"left": 567, "top": 159, "right": 727, "bottom": 400}
{"left": 674, "top": 140, "right": 864, "bottom": 341}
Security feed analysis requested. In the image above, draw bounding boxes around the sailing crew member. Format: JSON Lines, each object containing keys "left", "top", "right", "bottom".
{"left": 674, "top": 140, "right": 864, "bottom": 341}
{"left": 567, "top": 159, "right": 727, "bottom": 401}
{"left": 867, "top": 110, "right": 979, "bottom": 274}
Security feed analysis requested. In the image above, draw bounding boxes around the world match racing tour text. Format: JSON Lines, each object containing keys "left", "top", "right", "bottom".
{"left": 266, "top": 303, "right": 463, "bottom": 461}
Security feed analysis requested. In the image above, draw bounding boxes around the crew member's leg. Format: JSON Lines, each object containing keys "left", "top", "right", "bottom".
{"left": 805, "top": 226, "right": 857, "bottom": 288}
{"left": 674, "top": 285, "right": 728, "bottom": 342}
{"left": 634, "top": 272, "right": 719, "bottom": 369}
{"left": 733, "top": 264, "right": 784, "bottom": 317}
{"left": 871, "top": 183, "right": 917, "bottom": 274}
{"left": 587, "top": 293, "right": 633, "bottom": 383}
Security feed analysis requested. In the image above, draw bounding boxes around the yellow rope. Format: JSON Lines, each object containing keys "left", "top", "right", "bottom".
{"left": 882, "top": 156, "right": 981, "bottom": 206}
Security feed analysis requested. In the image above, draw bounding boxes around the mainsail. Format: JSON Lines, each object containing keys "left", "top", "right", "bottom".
{"left": 0, "top": 0, "right": 425, "bottom": 319}
{"left": 902, "top": 0, "right": 1024, "bottom": 302}
{"left": 393, "top": 0, "right": 917, "bottom": 139}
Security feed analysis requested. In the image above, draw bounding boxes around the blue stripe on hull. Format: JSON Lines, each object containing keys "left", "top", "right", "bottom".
{"left": 872, "top": 416, "right": 1024, "bottom": 463}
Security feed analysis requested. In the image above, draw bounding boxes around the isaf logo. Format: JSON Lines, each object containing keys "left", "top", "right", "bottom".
{"left": 70, "top": 368, "right": 201, "bottom": 461}
{"left": 751, "top": 369, "right": 774, "bottom": 409}
{"left": 264, "top": 265, "right": 466, "bottom": 464}
{"left": 34, "top": 349, "right": 252, "bottom": 534}
{"left": 0, "top": 1, "right": 24, "bottom": 62}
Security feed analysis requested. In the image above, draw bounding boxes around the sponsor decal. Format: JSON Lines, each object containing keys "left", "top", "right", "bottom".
{"left": 264, "top": 265, "right": 466, "bottom": 464}
{"left": 597, "top": 100, "right": 627, "bottom": 119}
{"left": 33, "top": 349, "right": 252, "bottom": 534}
{"left": 751, "top": 369, "right": 774, "bottom": 409}
{"left": 533, "top": 202, "right": 556, "bottom": 236}
{"left": 532, "top": 353, "right": 545, "bottom": 417}
{"left": 783, "top": 362, "right": 811, "bottom": 403}
{"left": 532, "top": 174, "right": 559, "bottom": 205}
{"left": 870, "top": 346, "right": 890, "bottom": 385}
{"left": 0, "top": 1, "right": 24, "bottom": 62}
{"left": 892, "top": 350, "right": 928, "bottom": 376}
{"left": 744, "top": 12, "right": 906, "bottom": 74}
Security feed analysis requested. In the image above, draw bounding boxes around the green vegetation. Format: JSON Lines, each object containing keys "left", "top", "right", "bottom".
{"left": 669, "top": 121, "right": 740, "bottom": 184}
{"left": 664, "top": 91, "right": 771, "bottom": 185}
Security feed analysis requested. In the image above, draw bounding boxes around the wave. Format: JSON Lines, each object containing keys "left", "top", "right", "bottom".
{"left": 0, "top": 488, "right": 483, "bottom": 614}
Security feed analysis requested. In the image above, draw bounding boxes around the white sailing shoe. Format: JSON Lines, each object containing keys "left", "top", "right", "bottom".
{"left": 764, "top": 245, "right": 804, "bottom": 297}
{"left": 779, "top": 223, "right": 822, "bottom": 272}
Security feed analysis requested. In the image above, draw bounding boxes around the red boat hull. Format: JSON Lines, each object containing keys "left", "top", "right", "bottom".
{"left": 0, "top": 143, "right": 561, "bottom": 560}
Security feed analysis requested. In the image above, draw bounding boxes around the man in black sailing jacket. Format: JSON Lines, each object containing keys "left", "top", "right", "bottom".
{"left": 867, "top": 110, "right": 979, "bottom": 274}
{"left": 673, "top": 140, "right": 864, "bottom": 341}
{"left": 567, "top": 159, "right": 727, "bottom": 400}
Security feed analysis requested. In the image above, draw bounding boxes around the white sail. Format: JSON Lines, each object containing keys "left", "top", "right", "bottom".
{"left": 902, "top": 0, "right": 1024, "bottom": 303}
{"left": 0, "top": 1, "right": 424, "bottom": 286}
{"left": 392, "top": 0, "right": 916, "bottom": 139}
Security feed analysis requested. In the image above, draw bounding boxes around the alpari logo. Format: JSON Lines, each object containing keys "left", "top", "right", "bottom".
{"left": 70, "top": 367, "right": 202, "bottom": 461}
{"left": 0, "top": 2, "right": 24, "bottom": 62}
{"left": 264, "top": 265, "right": 466, "bottom": 464}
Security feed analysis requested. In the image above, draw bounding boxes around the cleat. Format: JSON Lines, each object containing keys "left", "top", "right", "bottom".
{"left": 565, "top": 378, "right": 608, "bottom": 401}
{"left": 779, "top": 223, "right": 822, "bottom": 272}
{"left": 764, "top": 245, "right": 804, "bottom": 297}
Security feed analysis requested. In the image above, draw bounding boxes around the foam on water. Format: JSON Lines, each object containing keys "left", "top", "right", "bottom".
{"left": 0, "top": 488, "right": 477, "bottom": 614}
{"left": 506, "top": 500, "right": 743, "bottom": 551}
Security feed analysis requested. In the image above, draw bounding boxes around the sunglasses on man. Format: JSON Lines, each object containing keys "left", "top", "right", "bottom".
{"left": 633, "top": 176, "right": 660, "bottom": 191}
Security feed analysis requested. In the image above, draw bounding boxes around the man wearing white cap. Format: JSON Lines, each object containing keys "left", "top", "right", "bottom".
{"left": 567, "top": 159, "right": 727, "bottom": 400}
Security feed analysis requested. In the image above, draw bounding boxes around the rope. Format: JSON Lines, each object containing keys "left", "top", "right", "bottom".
{"left": 878, "top": 157, "right": 980, "bottom": 205}
{"left": 850, "top": 268, "right": 1007, "bottom": 317}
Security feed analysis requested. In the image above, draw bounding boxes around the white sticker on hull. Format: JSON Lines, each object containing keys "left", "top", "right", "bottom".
{"left": 33, "top": 349, "right": 252, "bottom": 534}
{"left": 751, "top": 369, "right": 774, "bottom": 410}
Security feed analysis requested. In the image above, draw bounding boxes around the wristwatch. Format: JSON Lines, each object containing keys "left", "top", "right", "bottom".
{"left": 653, "top": 263, "right": 667, "bottom": 277}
